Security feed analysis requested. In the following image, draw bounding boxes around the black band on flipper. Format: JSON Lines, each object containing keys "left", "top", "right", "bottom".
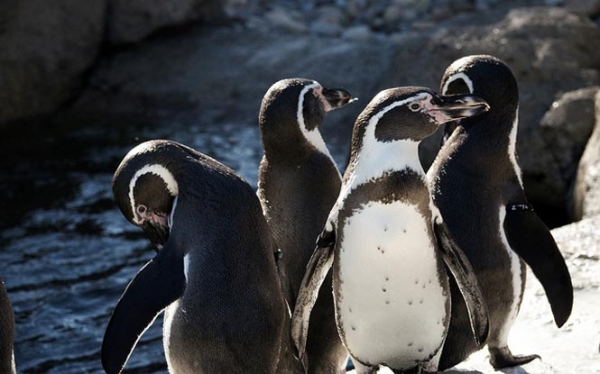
{"left": 316, "top": 226, "right": 335, "bottom": 248}
{"left": 507, "top": 203, "right": 534, "bottom": 212}
{"left": 274, "top": 248, "right": 283, "bottom": 261}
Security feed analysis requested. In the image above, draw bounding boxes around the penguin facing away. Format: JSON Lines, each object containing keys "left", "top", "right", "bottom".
{"left": 102, "top": 139, "right": 299, "bottom": 374}
{"left": 257, "top": 78, "right": 354, "bottom": 373}
{"left": 427, "top": 55, "right": 573, "bottom": 370}
{"left": 291, "top": 87, "right": 490, "bottom": 374}
{"left": 0, "top": 279, "right": 16, "bottom": 374}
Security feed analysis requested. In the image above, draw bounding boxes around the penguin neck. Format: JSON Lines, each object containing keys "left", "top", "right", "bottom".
{"left": 261, "top": 121, "right": 336, "bottom": 166}
{"left": 299, "top": 125, "right": 336, "bottom": 163}
{"left": 342, "top": 138, "right": 423, "bottom": 199}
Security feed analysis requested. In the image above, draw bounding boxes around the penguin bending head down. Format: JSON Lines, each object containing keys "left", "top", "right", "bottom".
{"left": 103, "top": 139, "right": 295, "bottom": 374}
{"left": 291, "top": 87, "right": 490, "bottom": 374}
{"left": 258, "top": 78, "right": 354, "bottom": 373}
{"left": 428, "top": 55, "right": 574, "bottom": 370}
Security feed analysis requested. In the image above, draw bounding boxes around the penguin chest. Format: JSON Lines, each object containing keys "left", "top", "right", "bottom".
{"left": 334, "top": 201, "right": 449, "bottom": 368}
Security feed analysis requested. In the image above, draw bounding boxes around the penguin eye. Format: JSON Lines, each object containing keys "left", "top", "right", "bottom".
{"left": 408, "top": 103, "right": 421, "bottom": 111}
{"left": 136, "top": 205, "right": 147, "bottom": 215}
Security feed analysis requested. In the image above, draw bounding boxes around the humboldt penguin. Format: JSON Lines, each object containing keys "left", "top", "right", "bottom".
{"left": 258, "top": 78, "right": 354, "bottom": 373}
{"left": 102, "top": 139, "right": 301, "bottom": 374}
{"left": 428, "top": 55, "right": 573, "bottom": 369}
{"left": 292, "top": 87, "right": 490, "bottom": 373}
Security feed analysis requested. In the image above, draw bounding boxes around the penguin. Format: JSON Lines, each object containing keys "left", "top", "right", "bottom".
{"left": 291, "top": 87, "right": 490, "bottom": 374}
{"left": 257, "top": 78, "right": 354, "bottom": 373}
{"left": 0, "top": 279, "right": 16, "bottom": 374}
{"left": 427, "top": 55, "right": 574, "bottom": 369}
{"left": 102, "top": 139, "right": 301, "bottom": 374}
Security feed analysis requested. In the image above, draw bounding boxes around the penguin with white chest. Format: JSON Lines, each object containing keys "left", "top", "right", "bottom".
{"left": 102, "top": 140, "right": 297, "bottom": 374}
{"left": 258, "top": 78, "right": 354, "bottom": 373}
{"left": 428, "top": 55, "right": 574, "bottom": 369}
{"left": 291, "top": 87, "right": 490, "bottom": 374}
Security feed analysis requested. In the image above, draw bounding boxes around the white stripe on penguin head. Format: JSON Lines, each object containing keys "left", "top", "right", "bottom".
{"left": 441, "top": 72, "right": 474, "bottom": 95}
{"left": 128, "top": 164, "right": 179, "bottom": 224}
{"left": 297, "top": 81, "right": 337, "bottom": 166}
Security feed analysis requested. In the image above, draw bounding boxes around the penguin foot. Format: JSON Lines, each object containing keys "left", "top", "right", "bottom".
{"left": 488, "top": 346, "right": 540, "bottom": 369}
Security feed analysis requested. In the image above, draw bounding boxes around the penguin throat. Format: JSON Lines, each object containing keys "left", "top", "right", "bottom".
{"left": 341, "top": 139, "right": 423, "bottom": 203}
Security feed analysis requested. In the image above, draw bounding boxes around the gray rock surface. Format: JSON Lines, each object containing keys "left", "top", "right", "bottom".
{"left": 0, "top": 0, "right": 228, "bottom": 126}
{"left": 0, "top": 0, "right": 106, "bottom": 125}
{"left": 106, "top": 0, "right": 226, "bottom": 45}
{"left": 563, "top": 0, "right": 600, "bottom": 16}
{"left": 539, "top": 86, "right": 599, "bottom": 214}
{"left": 573, "top": 90, "right": 600, "bottom": 220}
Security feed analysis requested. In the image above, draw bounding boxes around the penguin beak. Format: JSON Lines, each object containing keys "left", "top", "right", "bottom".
{"left": 428, "top": 94, "right": 490, "bottom": 124}
{"left": 141, "top": 221, "right": 170, "bottom": 252}
{"left": 320, "top": 88, "right": 356, "bottom": 111}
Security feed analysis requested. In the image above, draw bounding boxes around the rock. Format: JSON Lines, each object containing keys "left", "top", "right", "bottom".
{"left": 342, "top": 25, "right": 374, "bottom": 41}
{"left": 310, "top": 20, "right": 343, "bottom": 36}
{"left": 552, "top": 214, "right": 600, "bottom": 289}
{"left": 384, "top": 0, "right": 431, "bottom": 24}
{"left": 106, "top": 0, "right": 226, "bottom": 45}
{"left": 539, "top": 86, "right": 599, "bottom": 214}
{"left": 0, "top": 0, "right": 106, "bottom": 126}
{"left": 310, "top": 5, "right": 346, "bottom": 36}
{"left": 573, "top": 90, "right": 600, "bottom": 220}
{"left": 563, "top": 0, "right": 600, "bottom": 16}
{"left": 264, "top": 7, "right": 307, "bottom": 34}
{"left": 430, "top": 0, "right": 475, "bottom": 20}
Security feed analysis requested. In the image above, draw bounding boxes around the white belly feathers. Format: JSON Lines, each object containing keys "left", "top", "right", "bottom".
{"left": 335, "top": 201, "right": 448, "bottom": 367}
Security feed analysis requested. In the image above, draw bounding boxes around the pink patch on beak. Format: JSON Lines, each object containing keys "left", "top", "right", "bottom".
{"left": 148, "top": 212, "right": 168, "bottom": 228}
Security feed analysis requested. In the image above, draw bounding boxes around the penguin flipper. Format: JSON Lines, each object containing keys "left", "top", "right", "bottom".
{"left": 291, "top": 225, "right": 336, "bottom": 370}
{"left": 433, "top": 218, "right": 489, "bottom": 346}
{"left": 101, "top": 243, "right": 185, "bottom": 374}
{"left": 503, "top": 207, "right": 573, "bottom": 327}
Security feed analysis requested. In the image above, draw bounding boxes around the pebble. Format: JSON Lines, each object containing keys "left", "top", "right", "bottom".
{"left": 264, "top": 8, "right": 307, "bottom": 34}
{"left": 341, "top": 25, "right": 372, "bottom": 41}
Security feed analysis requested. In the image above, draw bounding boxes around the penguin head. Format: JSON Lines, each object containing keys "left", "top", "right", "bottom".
{"left": 112, "top": 142, "right": 180, "bottom": 251}
{"left": 351, "top": 86, "right": 489, "bottom": 150}
{"left": 259, "top": 78, "right": 354, "bottom": 153}
{"left": 440, "top": 55, "right": 519, "bottom": 127}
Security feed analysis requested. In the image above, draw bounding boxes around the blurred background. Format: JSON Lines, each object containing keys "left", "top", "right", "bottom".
{"left": 1, "top": 0, "right": 599, "bottom": 372}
